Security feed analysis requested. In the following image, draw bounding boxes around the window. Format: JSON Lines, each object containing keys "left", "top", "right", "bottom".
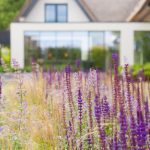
{"left": 45, "top": 4, "right": 67, "bottom": 22}
{"left": 24, "top": 31, "right": 120, "bottom": 69}
{"left": 134, "top": 31, "right": 150, "bottom": 64}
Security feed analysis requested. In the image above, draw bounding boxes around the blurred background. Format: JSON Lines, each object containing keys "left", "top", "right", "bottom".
{"left": 0, "top": 0, "right": 150, "bottom": 73}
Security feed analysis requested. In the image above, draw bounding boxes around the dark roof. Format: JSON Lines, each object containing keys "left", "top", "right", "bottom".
{"left": 22, "top": 0, "right": 37, "bottom": 17}
{"left": 0, "top": 31, "right": 10, "bottom": 45}
{"left": 75, "top": 0, "right": 97, "bottom": 21}
{"left": 15, "top": 0, "right": 36, "bottom": 22}
{"left": 127, "top": 0, "right": 150, "bottom": 21}
{"left": 15, "top": 0, "right": 148, "bottom": 22}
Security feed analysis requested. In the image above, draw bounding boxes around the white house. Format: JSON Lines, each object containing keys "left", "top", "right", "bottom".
{"left": 10, "top": 0, "right": 150, "bottom": 68}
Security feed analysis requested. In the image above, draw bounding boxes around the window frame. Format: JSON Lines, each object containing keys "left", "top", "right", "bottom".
{"left": 45, "top": 4, "right": 68, "bottom": 23}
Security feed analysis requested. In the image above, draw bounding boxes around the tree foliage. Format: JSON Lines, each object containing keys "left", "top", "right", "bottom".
{"left": 0, "top": 0, "right": 25, "bottom": 30}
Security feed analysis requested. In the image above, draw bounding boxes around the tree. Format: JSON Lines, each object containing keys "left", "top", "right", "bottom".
{"left": 0, "top": 0, "right": 25, "bottom": 30}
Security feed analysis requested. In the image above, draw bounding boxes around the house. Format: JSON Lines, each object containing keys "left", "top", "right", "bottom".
{"left": 10, "top": 0, "right": 150, "bottom": 68}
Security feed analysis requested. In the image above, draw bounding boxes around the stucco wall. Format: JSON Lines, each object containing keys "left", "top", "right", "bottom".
{"left": 23, "top": 0, "right": 89, "bottom": 22}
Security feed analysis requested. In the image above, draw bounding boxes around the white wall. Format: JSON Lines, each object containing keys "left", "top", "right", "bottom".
{"left": 10, "top": 23, "right": 150, "bottom": 68}
{"left": 23, "top": 0, "right": 89, "bottom": 22}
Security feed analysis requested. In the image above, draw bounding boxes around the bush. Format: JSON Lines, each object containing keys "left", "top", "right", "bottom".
{"left": 130, "top": 63, "right": 150, "bottom": 78}
{"left": 81, "top": 61, "right": 93, "bottom": 70}
{"left": 0, "top": 66, "right": 4, "bottom": 72}
{"left": 90, "top": 46, "right": 107, "bottom": 70}
{"left": 143, "top": 63, "right": 150, "bottom": 77}
{"left": 1, "top": 46, "right": 10, "bottom": 64}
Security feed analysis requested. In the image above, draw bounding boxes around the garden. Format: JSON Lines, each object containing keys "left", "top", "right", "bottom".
{"left": 0, "top": 0, "right": 150, "bottom": 149}
{"left": 0, "top": 54, "right": 149, "bottom": 149}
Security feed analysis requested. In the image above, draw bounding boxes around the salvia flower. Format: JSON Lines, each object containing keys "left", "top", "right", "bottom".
{"left": 77, "top": 89, "right": 83, "bottom": 150}
{"left": 75, "top": 59, "right": 81, "bottom": 69}
{"left": 0, "top": 126, "right": 3, "bottom": 132}
{"left": 87, "top": 91, "right": 94, "bottom": 149}
{"left": 102, "top": 96, "right": 110, "bottom": 119}
{"left": 124, "top": 64, "right": 137, "bottom": 148}
{"left": 144, "top": 99, "right": 149, "bottom": 126}
{"left": 113, "top": 132, "right": 118, "bottom": 150}
{"left": 0, "top": 76, "right": 2, "bottom": 99}
{"left": 119, "top": 109, "right": 127, "bottom": 149}
{"left": 94, "top": 95, "right": 106, "bottom": 150}
{"left": 65, "top": 65, "right": 76, "bottom": 148}
{"left": 65, "top": 65, "right": 75, "bottom": 127}
{"left": 94, "top": 95, "right": 101, "bottom": 124}
{"left": 136, "top": 110, "right": 147, "bottom": 149}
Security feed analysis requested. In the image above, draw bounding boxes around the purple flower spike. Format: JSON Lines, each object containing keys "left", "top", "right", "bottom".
{"left": 0, "top": 76, "right": 2, "bottom": 99}
{"left": 76, "top": 59, "right": 81, "bottom": 68}
{"left": 69, "top": 121, "right": 72, "bottom": 132}
{"left": 113, "top": 132, "right": 118, "bottom": 150}
{"left": 144, "top": 99, "right": 149, "bottom": 127}
{"left": 78, "top": 89, "right": 83, "bottom": 129}
{"left": 0, "top": 126, "right": 3, "bottom": 132}
{"left": 65, "top": 65, "right": 71, "bottom": 74}
{"left": 94, "top": 96, "right": 101, "bottom": 122}
{"left": 78, "top": 89, "right": 83, "bottom": 150}
{"left": 94, "top": 95, "right": 106, "bottom": 150}
{"left": 124, "top": 64, "right": 137, "bottom": 149}
{"left": 65, "top": 64, "right": 75, "bottom": 149}
{"left": 102, "top": 96, "right": 110, "bottom": 119}
{"left": 87, "top": 91, "right": 94, "bottom": 149}
{"left": 87, "top": 129, "right": 93, "bottom": 149}
{"left": 112, "top": 53, "right": 118, "bottom": 60}
{"left": 78, "top": 89, "right": 82, "bottom": 107}
{"left": 119, "top": 109, "right": 127, "bottom": 149}
{"left": 136, "top": 110, "right": 147, "bottom": 149}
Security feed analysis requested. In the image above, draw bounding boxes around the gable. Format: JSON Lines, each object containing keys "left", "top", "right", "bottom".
{"left": 20, "top": 0, "right": 90, "bottom": 22}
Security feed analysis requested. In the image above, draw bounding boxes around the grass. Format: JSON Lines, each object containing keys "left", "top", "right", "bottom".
{"left": 0, "top": 61, "right": 149, "bottom": 149}
{"left": 1, "top": 72, "right": 64, "bottom": 149}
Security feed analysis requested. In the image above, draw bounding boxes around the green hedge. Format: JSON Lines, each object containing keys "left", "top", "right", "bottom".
{"left": 130, "top": 63, "right": 150, "bottom": 78}
{"left": 90, "top": 46, "right": 107, "bottom": 70}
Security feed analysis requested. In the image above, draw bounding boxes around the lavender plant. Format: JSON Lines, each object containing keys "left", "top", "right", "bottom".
{"left": 0, "top": 56, "right": 149, "bottom": 149}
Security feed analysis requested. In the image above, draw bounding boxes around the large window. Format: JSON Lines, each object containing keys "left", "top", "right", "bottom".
{"left": 45, "top": 4, "right": 68, "bottom": 22}
{"left": 89, "top": 31, "right": 120, "bottom": 69}
{"left": 24, "top": 31, "right": 120, "bottom": 69}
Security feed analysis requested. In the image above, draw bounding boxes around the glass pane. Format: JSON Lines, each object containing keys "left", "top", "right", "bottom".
{"left": 57, "top": 32, "right": 72, "bottom": 48}
{"left": 57, "top": 5, "right": 67, "bottom": 22}
{"left": 56, "top": 32, "right": 72, "bottom": 61}
{"left": 134, "top": 31, "right": 150, "bottom": 64}
{"left": 89, "top": 31, "right": 120, "bottom": 70}
{"left": 89, "top": 32, "right": 105, "bottom": 69}
{"left": 24, "top": 32, "right": 41, "bottom": 65}
{"left": 105, "top": 31, "right": 120, "bottom": 69}
{"left": 45, "top": 5, "right": 56, "bottom": 22}
{"left": 73, "top": 32, "right": 88, "bottom": 61}
{"left": 40, "top": 32, "right": 57, "bottom": 62}
{"left": 105, "top": 31, "right": 120, "bottom": 51}
{"left": 89, "top": 32, "right": 104, "bottom": 47}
